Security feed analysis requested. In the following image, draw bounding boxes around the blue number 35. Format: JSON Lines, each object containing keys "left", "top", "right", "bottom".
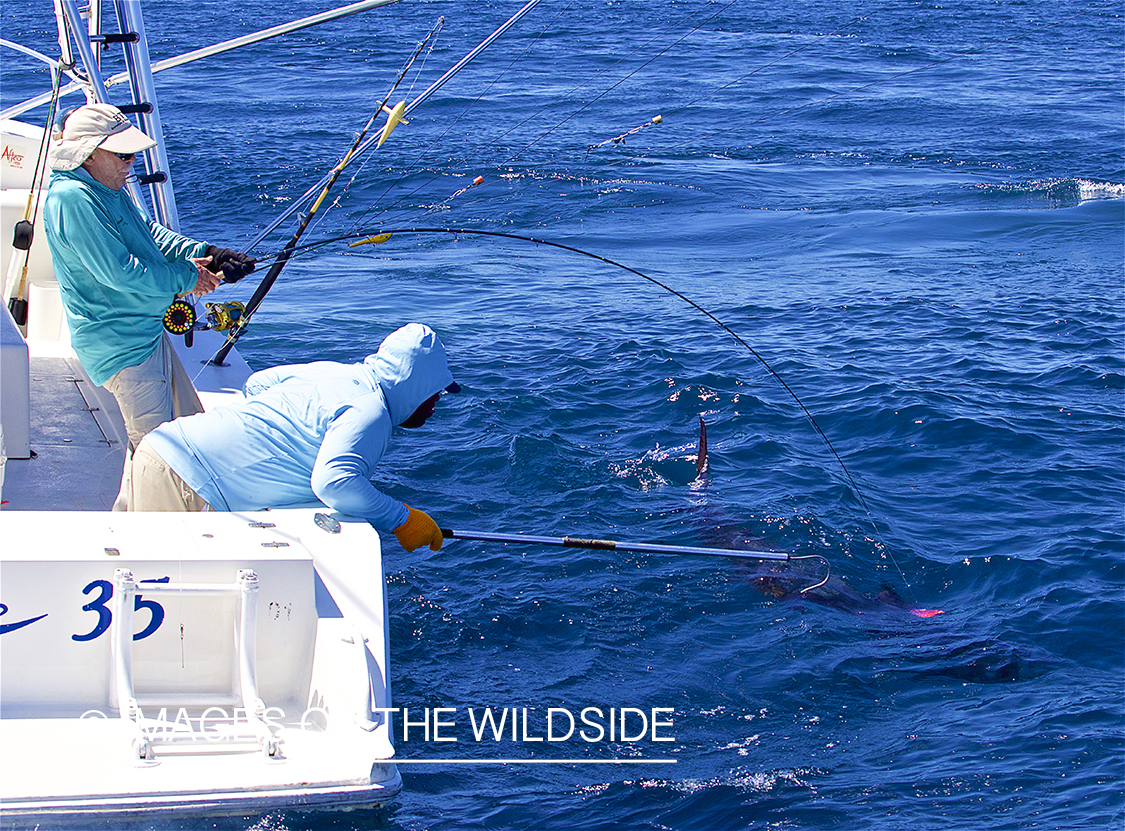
{"left": 72, "top": 578, "right": 168, "bottom": 642}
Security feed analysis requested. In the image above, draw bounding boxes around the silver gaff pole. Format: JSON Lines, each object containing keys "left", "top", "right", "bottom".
{"left": 439, "top": 529, "right": 791, "bottom": 563}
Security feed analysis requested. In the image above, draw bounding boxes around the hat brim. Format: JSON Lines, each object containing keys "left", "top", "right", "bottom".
{"left": 99, "top": 126, "right": 157, "bottom": 155}
{"left": 48, "top": 126, "right": 157, "bottom": 171}
{"left": 48, "top": 135, "right": 103, "bottom": 171}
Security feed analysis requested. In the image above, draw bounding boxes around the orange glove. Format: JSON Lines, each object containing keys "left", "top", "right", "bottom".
{"left": 393, "top": 506, "right": 444, "bottom": 552}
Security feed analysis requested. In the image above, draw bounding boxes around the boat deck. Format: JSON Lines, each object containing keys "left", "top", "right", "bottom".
{"left": 2, "top": 331, "right": 254, "bottom": 512}
{"left": 3, "top": 352, "right": 127, "bottom": 511}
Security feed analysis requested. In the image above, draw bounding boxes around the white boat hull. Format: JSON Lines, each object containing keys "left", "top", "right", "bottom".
{"left": 1, "top": 509, "right": 403, "bottom": 824}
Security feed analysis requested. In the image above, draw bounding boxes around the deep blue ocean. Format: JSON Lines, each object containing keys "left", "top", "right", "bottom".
{"left": 3, "top": 0, "right": 1123, "bottom": 828}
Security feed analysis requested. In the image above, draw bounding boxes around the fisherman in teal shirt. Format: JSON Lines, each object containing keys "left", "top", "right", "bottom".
{"left": 128, "top": 323, "right": 460, "bottom": 552}
{"left": 43, "top": 103, "right": 255, "bottom": 506}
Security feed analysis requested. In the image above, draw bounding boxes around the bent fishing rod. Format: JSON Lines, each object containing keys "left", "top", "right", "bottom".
{"left": 265, "top": 223, "right": 913, "bottom": 594}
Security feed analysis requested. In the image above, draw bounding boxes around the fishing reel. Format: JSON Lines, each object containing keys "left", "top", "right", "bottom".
{"left": 162, "top": 298, "right": 196, "bottom": 335}
{"left": 205, "top": 300, "right": 245, "bottom": 332}
{"left": 163, "top": 299, "right": 247, "bottom": 335}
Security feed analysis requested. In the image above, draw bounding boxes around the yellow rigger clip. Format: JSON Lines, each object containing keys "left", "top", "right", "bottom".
{"left": 349, "top": 232, "right": 394, "bottom": 248}
{"left": 377, "top": 101, "right": 408, "bottom": 147}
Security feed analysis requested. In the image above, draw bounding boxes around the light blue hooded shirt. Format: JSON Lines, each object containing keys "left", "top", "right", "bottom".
{"left": 145, "top": 323, "right": 456, "bottom": 529}
{"left": 43, "top": 167, "right": 206, "bottom": 385}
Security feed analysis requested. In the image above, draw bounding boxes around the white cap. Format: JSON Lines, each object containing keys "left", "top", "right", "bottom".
{"left": 48, "top": 103, "right": 156, "bottom": 171}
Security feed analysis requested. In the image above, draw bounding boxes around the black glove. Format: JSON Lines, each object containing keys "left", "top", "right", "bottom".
{"left": 204, "top": 245, "right": 257, "bottom": 283}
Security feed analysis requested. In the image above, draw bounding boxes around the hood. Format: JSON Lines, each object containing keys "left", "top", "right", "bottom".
{"left": 366, "top": 323, "right": 457, "bottom": 426}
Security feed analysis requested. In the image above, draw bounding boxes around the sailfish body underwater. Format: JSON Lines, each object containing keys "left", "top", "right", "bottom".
{"left": 691, "top": 419, "right": 943, "bottom": 619}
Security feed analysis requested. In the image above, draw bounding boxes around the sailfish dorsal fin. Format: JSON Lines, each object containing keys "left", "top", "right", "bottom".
{"left": 695, "top": 417, "right": 708, "bottom": 477}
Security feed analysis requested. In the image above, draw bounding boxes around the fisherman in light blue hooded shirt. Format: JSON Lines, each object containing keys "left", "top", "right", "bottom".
{"left": 130, "top": 323, "right": 460, "bottom": 552}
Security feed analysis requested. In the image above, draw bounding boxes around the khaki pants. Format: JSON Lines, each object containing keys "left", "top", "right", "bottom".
{"left": 104, "top": 334, "right": 204, "bottom": 510}
{"left": 120, "top": 439, "right": 211, "bottom": 512}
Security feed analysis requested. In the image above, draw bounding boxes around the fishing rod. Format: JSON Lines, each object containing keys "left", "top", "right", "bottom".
{"left": 329, "top": 224, "right": 867, "bottom": 506}
{"left": 244, "top": 0, "right": 546, "bottom": 254}
{"left": 441, "top": 529, "right": 832, "bottom": 593}
{"left": 208, "top": 23, "right": 442, "bottom": 366}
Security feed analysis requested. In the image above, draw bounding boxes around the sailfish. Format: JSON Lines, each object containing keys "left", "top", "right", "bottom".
{"left": 691, "top": 418, "right": 942, "bottom": 619}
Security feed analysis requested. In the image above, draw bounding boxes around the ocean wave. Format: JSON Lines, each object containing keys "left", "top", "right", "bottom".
{"left": 976, "top": 178, "right": 1125, "bottom": 206}
{"left": 571, "top": 766, "right": 823, "bottom": 799}
{"left": 634, "top": 766, "right": 823, "bottom": 795}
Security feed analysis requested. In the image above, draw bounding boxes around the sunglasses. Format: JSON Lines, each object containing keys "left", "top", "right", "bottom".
{"left": 113, "top": 152, "right": 137, "bottom": 161}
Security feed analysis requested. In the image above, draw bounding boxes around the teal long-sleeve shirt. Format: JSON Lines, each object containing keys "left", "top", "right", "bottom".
{"left": 44, "top": 167, "right": 206, "bottom": 385}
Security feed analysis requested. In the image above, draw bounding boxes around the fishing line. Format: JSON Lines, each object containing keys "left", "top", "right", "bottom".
{"left": 340, "top": 1, "right": 576, "bottom": 236}
{"left": 589, "top": 0, "right": 915, "bottom": 153}
{"left": 663, "top": 0, "right": 1123, "bottom": 151}
{"left": 307, "top": 17, "right": 446, "bottom": 240}
{"left": 254, "top": 0, "right": 733, "bottom": 242}
{"left": 316, "top": 0, "right": 1105, "bottom": 242}
{"left": 334, "top": 0, "right": 888, "bottom": 218}
{"left": 341, "top": 0, "right": 731, "bottom": 235}
{"left": 244, "top": 0, "right": 548, "bottom": 254}
{"left": 293, "top": 224, "right": 910, "bottom": 591}
{"left": 494, "top": 0, "right": 740, "bottom": 171}
{"left": 401, "top": 16, "right": 444, "bottom": 102}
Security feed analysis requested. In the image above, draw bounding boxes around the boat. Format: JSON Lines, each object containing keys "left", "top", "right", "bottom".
{"left": 0, "top": 1, "right": 413, "bottom": 823}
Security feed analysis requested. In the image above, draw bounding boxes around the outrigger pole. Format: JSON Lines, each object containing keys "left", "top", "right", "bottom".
{"left": 440, "top": 529, "right": 791, "bottom": 563}
{"left": 212, "top": 0, "right": 546, "bottom": 365}
{"left": 244, "top": 0, "right": 547, "bottom": 253}
{"left": 1, "top": 0, "right": 405, "bottom": 120}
